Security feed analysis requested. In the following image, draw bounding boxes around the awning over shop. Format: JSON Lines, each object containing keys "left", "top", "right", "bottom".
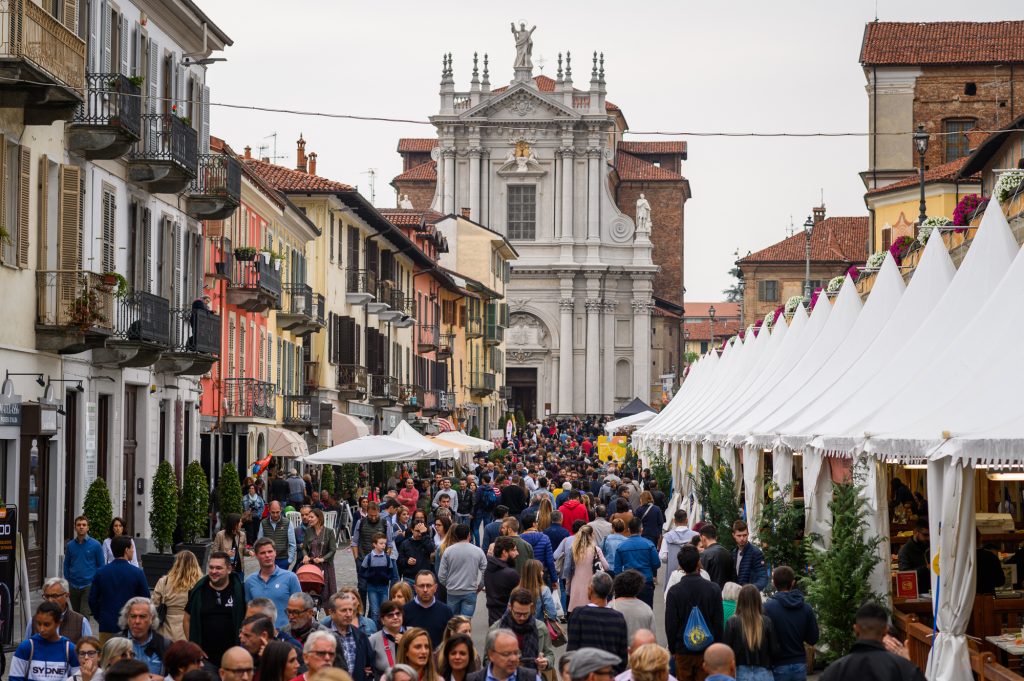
{"left": 267, "top": 427, "right": 308, "bottom": 459}
{"left": 332, "top": 412, "right": 370, "bottom": 446}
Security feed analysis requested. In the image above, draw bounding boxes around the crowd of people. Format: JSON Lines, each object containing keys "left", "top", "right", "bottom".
{"left": 19, "top": 418, "right": 926, "bottom": 681}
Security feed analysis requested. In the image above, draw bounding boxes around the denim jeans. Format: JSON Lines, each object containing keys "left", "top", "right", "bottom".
{"left": 447, "top": 591, "right": 478, "bottom": 617}
{"left": 737, "top": 666, "right": 774, "bottom": 681}
{"left": 771, "top": 662, "right": 807, "bottom": 681}
{"left": 476, "top": 512, "right": 493, "bottom": 546}
{"left": 366, "top": 584, "right": 390, "bottom": 622}
{"left": 557, "top": 579, "right": 568, "bottom": 615}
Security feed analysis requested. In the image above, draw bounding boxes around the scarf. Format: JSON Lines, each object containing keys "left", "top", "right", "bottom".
{"left": 498, "top": 611, "right": 539, "bottom": 669}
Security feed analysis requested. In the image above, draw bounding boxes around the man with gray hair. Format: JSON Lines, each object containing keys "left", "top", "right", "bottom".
{"left": 566, "top": 573, "right": 628, "bottom": 673}
{"left": 117, "top": 596, "right": 169, "bottom": 675}
{"left": 280, "top": 592, "right": 323, "bottom": 645}
{"left": 466, "top": 629, "right": 536, "bottom": 681}
{"left": 26, "top": 577, "right": 92, "bottom": 641}
{"left": 302, "top": 630, "right": 338, "bottom": 677}
{"left": 324, "top": 591, "right": 375, "bottom": 681}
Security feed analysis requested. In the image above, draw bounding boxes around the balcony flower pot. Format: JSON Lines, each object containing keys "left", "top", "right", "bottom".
{"left": 234, "top": 247, "right": 257, "bottom": 261}
{"left": 67, "top": 290, "right": 106, "bottom": 332}
{"left": 101, "top": 272, "right": 129, "bottom": 298}
{"left": 215, "top": 261, "right": 228, "bottom": 275}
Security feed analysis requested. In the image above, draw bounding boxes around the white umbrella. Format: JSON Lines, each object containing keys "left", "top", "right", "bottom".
{"left": 437, "top": 431, "right": 496, "bottom": 452}
{"left": 302, "top": 435, "right": 426, "bottom": 465}
{"left": 390, "top": 420, "right": 457, "bottom": 459}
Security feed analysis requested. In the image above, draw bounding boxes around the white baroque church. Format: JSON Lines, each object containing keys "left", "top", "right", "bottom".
{"left": 408, "top": 26, "right": 666, "bottom": 416}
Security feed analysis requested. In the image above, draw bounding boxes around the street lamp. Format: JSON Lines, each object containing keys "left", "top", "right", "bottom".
{"left": 914, "top": 123, "right": 930, "bottom": 226}
{"left": 803, "top": 215, "right": 814, "bottom": 305}
{"left": 708, "top": 305, "right": 716, "bottom": 352}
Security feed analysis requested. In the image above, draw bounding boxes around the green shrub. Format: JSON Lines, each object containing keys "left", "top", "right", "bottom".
{"left": 647, "top": 449, "right": 672, "bottom": 495}
{"left": 149, "top": 461, "right": 178, "bottom": 553}
{"left": 690, "top": 459, "right": 742, "bottom": 551}
{"left": 215, "top": 463, "right": 243, "bottom": 525}
{"left": 340, "top": 464, "right": 361, "bottom": 498}
{"left": 179, "top": 461, "right": 209, "bottom": 543}
{"left": 320, "top": 465, "right": 335, "bottom": 497}
{"left": 755, "top": 480, "right": 808, "bottom": 584}
{"left": 82, "top": 477, "right": 114, "bottom": 542}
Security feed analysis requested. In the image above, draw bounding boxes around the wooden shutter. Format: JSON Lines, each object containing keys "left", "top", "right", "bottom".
{"left": 339, "top": 317, "right": 354, "bottom": 365}
{"left": 147, "top": 39, "right": 158, "bottom": 114}
{"left": 58, "top": 165, "right": 81, "bottom": 271}
{"left": 377, "top": 333, "right": 386, "bottom": 375}
{"left": 17, "top": 145, "right": 29, "bottom": 268}
{"left": 101, "top": 188, "right": 115, "bottom": 273}
{"left": 200, "top": 85, "right": 210, "bottom": 154}
{"left": 366, "top": 239, "right": 378, "bottom": 276}
{"left": 172, "top": 220, "right": 182, "bottom": 308}
{"left": 117, "top": 15, "right": 128, "bottom": 75}
{"left": 62, "top": 0, "right": 78, "bottom": 34}
{"left": 131, "top": 23, "right": 141, "bottom": 76}
{"left": 100, "top": 0, "right": 111, "bottom": 73}
{"left": 36, "top": 155, "right": 47, "bottom": 269}
{"left": 141, "top": 207, "right": 152, "bottom": 292}
{"left": 227, "top": 317, "right": 235, "bottom": 377}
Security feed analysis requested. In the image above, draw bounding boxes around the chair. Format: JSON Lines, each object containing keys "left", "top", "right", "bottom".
{"left": 286, "top": 510, "right": 302, "bottom": 529}
{"left": 323, "top": 510, "right": 338, "bottom": 532}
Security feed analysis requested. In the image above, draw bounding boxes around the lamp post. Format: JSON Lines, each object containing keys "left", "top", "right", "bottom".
{"left": 914, "top": 123, "right": 930, "bottom": 226}
{"left": 708, "top": 305, "right": 716, "bottom": 353}
{"left": 803, "top": 215, "right": 813, "bottom": 305}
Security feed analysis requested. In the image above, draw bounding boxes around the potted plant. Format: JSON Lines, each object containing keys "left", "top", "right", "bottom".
{"left": 101, "top": 272, "right": 129, "bottom": 298}
{"left": 864, "top": 251, "right": 886, "bottom": 270}
{"left": 143, "top": 460, "right": 179, "bottom": 587}
{"left": 82, "top": 477, "right": 114, "bottom": 542}
{"left": 995, "top": 170, "right": 1024, "bottom": 204}
{"left": 175, "top": 461, "right": 211, "bottom": 565}
{"left": 215, "top": 463, "right": 244, "bottom": 528}
{"left": 66, "top": 290, "right": 106, "bottom": 332}
{"left": 689, "top": 460, "right": 742, "bottom": 550}
{"left": 0, "top": 225, "right": 10, "bottom": 245}
{"left": 953, "top": 194, "right": 985, "bottom": 228}
{"left": 889, "top": 235, "right": 916, "bottom": 266}
{"left": 234, "top": 246, "right": 257, "bottom": 262}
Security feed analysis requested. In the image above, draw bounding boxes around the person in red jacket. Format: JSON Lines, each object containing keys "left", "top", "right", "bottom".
{"left": 560, "top": 490, "right": 590, "bottom": 533}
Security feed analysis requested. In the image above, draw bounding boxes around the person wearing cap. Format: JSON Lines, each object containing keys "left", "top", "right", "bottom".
{"left": 466, "top": 628, "right": 539, "bottom": 681}
{"left": 568, "top": 647, "right": 622, "bottom": 681}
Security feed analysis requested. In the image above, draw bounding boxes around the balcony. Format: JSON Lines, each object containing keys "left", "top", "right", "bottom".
{"left": 0, "top": 0, "right": 85, "bottom": 124}
{"left": 369, "top": 374, "right": 399, "bottom": 406}
{"left": 470, "top": 371, "right": 496, "bottom": 397}
{"left": 93, "top": 291, "right": 170, "bottom": 368}
{"left": 485, "top": 322, "right": 504, "bottom": 346}
{"left": 154, "top": 307, "right": 222, "bottom": 376}
{"left": 466, "top": 315, "right": 483, "bottom": 339}
{"left": 391, "top": 292, "right": 415, "bottom": 328}
{"left": 227, "top": 258, "right": 281, "bottom": 313}
{"left": 399, "top": 383, "right": 424, "bottom": 413}
{"left": 35, "top": 270, "right": 114, "bottom": 353}
{"left": 186, "top": 154, "right": 241, "bottom": 220}
{"left": 499, "top": 385, "right": 513, "bottom": 400}
{"left": 68, "top": 73, "right": 141, "bottom": 159}
{"left": 346, "top": 269, "right": 377, "bottom": 306}
{"left": 437, "top": 332, "right": 454, "bottom": 358}
{"left": 278, "top": 283, "right": 326, "bottom": 336}
{"left": 420, "top": 388, "right": 442, "bottom": 416}
{"left": 282, "top": 395, "right": 321, "bottom": 431}
{"left": 417, "top": 324, "right": 439, "bottom": 353}
{"left": 128, "top": 113, "right": 198, "bottom": 193}
{"left": 439, "top": 390, "right": 456, "bottom": 414}
{"left": 375, "top": 281, "right": 401, "bottom": 321}
{"left": 337, "top": 364, "right": 368, "bottom": 400}
{"left": 208, "top": 236, "right": 234, "bottom": 281}
{"left": 223, "top": 378, "right": 276, "bottom": 421}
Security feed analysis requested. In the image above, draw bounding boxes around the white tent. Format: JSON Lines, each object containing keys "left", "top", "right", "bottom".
{"left": 604, "top": 410, "right": 657, "bottom": 434}
{"left": 389, "top": 420, "right": 458, "bottom": 459}
{"left": 302, "top": 435, "right": 426, "bottom": 464}
{"left": 435, "top": 430, "right": 496, "bottom": 453}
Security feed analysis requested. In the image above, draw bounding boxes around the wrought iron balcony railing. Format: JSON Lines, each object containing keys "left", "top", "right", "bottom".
{"left": 369, "top": 374, "right": 399, "bottom": 402}
{"left": 132, "top": 113, "right": 198, "bottom": 175}
{"left": 112, "top": 291, "right": 170, "bottom": 345}
{"left": 36, "top": 270, "right": 114, "bottom": 332}
{"left": 470, "top": 371, "right": 496, "bottom": 394}
{"left": 74, "top": 72, "right": 142, "bottom": 138}
{"left": 346, "top": 269, "right": 378, "bottom": 303}
{"left": 233, "top": 259, "right": 282, "bottom": 298}
{"left": 466, "top": 315, "right": 483, "bottom": 338}
{"left": 223, "top": 378, "right": 276, "bottom": 420}
{"left": 417, "top": 324, "right": 439, "bottom": 352}
{"left": 168, "top": 306, "right": 221, "bottom": 355}
{"left": 283, "top": 394, "right": 320, "bottom": 427}
{"left": 437, "top": 333, "right": 455, "bottom": 357}
{"left": 337, "top": 364, "right": 368, "bottom": 395}
{"left": 0, "top": 0, "right": 85, "bottom": 90}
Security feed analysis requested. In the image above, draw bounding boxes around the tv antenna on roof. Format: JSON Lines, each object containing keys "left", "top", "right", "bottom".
{"left": 787, "top": 215, "right": 795, "bottom": 237}
{"left": 362, "top": 168, "right": 377, "bottom": 206}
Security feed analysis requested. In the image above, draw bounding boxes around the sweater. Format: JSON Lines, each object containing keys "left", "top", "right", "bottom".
{"left": 724, "top": 614, "right": 777, "bottom": 668}
{"left": 10, "top": 635, "right": 78, "bottom": 681}
{"left": 566, "top": 605, "right": 629, "bottom": 673}
{"left": 483, "top": 554, "right": 521, "bottom": 624}
{"left": 88, "top": 559, "right": 150, "bottom": 633}
{"left": 437, "top": 541, "right": 487, "bottom": 594}
{"left": 402, "top": 598, "right": 452, "bottom": 647}
{"left": 63, "top": 537, "right": 103, "bottom": 589}
{"left": 764, "top": 589, "right": 819, "bottom": 667}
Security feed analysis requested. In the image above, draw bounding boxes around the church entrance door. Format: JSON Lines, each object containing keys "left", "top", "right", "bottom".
{"left": 506, "top": 367, "right": 537, "bottom": 421}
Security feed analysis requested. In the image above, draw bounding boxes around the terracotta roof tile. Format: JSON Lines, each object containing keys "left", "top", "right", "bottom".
{"left": 379, "top": 208, "right": 446, "bottom": 226}
{"left": 397, "top": 138, "right": 438, "bottom": 153}
{"left": 684, "top": 319, "right": 743, "bottom": 342}
{"left": 866, "top": 157, "right": 980, "bottom": 195}
{"left": 393, "top": 160, "right": 437, "bottom": 183}
{"left": 739, "top": 217, "right": 870, "bottom": 264}
{"left": 614, "top": 151, "right": 685, "bottom": 181}
{"left": 861, "top": 21, "right": 1024, "bottom": 66}
{"left": 491, "top": 75, "right": 621, "bottom": 112}
{"left": 619, "top": 141, "right": 687, "bottom": 155}
{"left": 242, "top": 158, "right": 354, "bottom": 193}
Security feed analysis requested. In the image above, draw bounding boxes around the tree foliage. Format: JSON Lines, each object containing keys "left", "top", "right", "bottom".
{"left": 179, "top": 461, "right": 209, "bottom": 543}
{"left": 647, "top": 449, "right": 672, "bottom": 495}
{"left": 149, "top": 461, "right": 179, "bottom": 553}
{"left": 755, "top": 479, "right": 808, "bottom": 584}
{"left": 804, "top": 476, "right": 884, "bottom": 663}
{"left": 340, "top": 464, "right": 361, "bottom": 498}
{"left": 723, "top": 249, "right": 745, "bottom": 303}
{"left": 690, "top": 459, "right": 742, "bottom": 551}
{"left": 320, "top": 464, "right": 335, "bottom": 497}
{"left": 215, "top": 463, "right": 243, "bottom": 525}
{"left": 82, "top": 477, "right": 114, "bottom": 542}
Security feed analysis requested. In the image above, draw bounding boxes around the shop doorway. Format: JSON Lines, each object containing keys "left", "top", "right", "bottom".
{"left": 123, "top": 386, "right": 138, "bottom": 529}
{"left": 63, "top": 391, "right": 78, "bottom": 540}
{"left": 507, "top": 368, "right": 538, "bottom": 421}
{"left": 20, "top": 435, "right": 49, "bottom": 588}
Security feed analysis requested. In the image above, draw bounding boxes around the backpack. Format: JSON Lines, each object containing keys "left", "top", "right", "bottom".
{"left": 481, "top": 485, "right": 499, "bottom": 511}
{"left": 682, "top": 606, "right": 713, "bottom": 652}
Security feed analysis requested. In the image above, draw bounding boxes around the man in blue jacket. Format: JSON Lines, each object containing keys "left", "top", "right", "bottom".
{"left": 763, "top": 566, "right": 819, "bottom": 681}
{"left": 731, "top": 521, "right": 769, "bottom": 590}
{"left": 63, "top": 516, "right": 103, "bottom": 617}
{"left": 520, "top": 513, "right": 558, "bottom": 587}
{"left": 612, "top": 518, "right": 661, "bottom": 607}
{"left": 89, "top": 535, "right": 149, "bottom": 642}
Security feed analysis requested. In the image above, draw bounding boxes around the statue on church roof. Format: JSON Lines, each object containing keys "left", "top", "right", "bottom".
{"left": 636, "top": 193, "right": 652, "bottom": 235}
{"left": 511, "top": 22, "right": 537, "bottom": 70}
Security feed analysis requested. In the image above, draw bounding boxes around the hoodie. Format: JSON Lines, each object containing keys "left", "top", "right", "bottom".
{"left": 659, "top": 526, "right": 699, "bottom": 589}
{"left": 559, "top": 499, "right": 589, "bottom": 532}
{"left": 763, "top": 589, "right": 819, "bottom": 666}
{"left": 483, "top": 554, "right": 520, "bottom": 625}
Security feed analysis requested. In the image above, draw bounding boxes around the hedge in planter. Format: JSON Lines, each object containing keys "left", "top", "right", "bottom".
{"left": 180, "top": 461, "right": 209, "bottom": 543}
{"left": 216, "top": 463, "right": 244, "bottom": 526}
{"left": 83, "top": 477, "right": 114, "bottom": 542}
{"left": 755, "top": 480, "right": 808, "bottom": 585}
{"left": 690, "top": 459, "right": 742, "bottom": 552}
{"left": 149, "top": 461, "right": 178, "bottom": 553}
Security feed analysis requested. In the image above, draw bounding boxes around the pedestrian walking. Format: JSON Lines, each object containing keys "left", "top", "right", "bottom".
{"left": 151, "top": 550, "right": 202, "bottom": 641}
{"left": 89, "top": 536, "right": 150, "bottom": 643}
{"left": 63, "top": 517, "right": 103, "bottom": 618}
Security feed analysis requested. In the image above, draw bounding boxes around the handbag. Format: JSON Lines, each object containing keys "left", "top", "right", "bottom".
{"left": 545, "top": 616, "right": 567, "bottom": 647}
{"left": 592, "top": 547, "right": 605, "bottom": 574}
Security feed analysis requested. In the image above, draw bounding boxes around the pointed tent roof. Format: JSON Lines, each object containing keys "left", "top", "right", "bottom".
{"left": 614, "top": 398, "right": 655, "bottom": 418}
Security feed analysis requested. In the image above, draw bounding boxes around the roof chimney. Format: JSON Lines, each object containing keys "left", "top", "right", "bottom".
{"left": 812, "top": 204, "right": 825, "bottom": 224}
{"left": 243, "top": 145, "right": 252, "bottom": 160}
{"left": 307, "top": 152, "right": 317, "bottom": 176}
{"left": 296, "top": 134, "right": 307, "bottom": 172}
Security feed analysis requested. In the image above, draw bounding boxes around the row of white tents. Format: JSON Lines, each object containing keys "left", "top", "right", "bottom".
{"left": 633, "top": 199, "right": 1024, "bottom": 681}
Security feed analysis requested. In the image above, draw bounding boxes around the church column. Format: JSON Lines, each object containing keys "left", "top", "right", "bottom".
{"left": 632, "top": 298, "right": 653, "bottom": 402}
{"left": 443, "top": 147, "right": 456, "bottom": 214}
{"left": 469, "top": 146, "right": 481, "bottom": 221}
{"left": 602, "top": 298, "right": 616, "bottom": 415}
{"left": 558, "top": 294, "right": 574, "bottom": 415}
{"left": 551, "top": 356, "right": 559, "bottom": 415}
{"left": 559, "top": 147, "right": 575, "bottom": 261}
{"left": 585, "top": 298, "right": 602, "bottom": 414}
{"left": 586, "top": 145, "right": 602, "bottom": 245}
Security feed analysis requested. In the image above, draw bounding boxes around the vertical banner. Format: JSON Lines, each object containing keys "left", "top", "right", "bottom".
{"left": 0, "top": 506, "right": 17, "bottom": 644}
{"left": 84, "top": 402, "right": 98, "bottom": 485}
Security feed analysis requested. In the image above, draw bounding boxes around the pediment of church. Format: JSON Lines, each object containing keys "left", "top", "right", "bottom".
{"left": 463, "top": 83, "right": 580, "bottom": 121}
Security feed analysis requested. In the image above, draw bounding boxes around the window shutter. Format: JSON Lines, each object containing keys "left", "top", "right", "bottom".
{"left": 100, "top": 0, "right": 111, "bottom": 73}
{"left": 101, "top": 189, "right": 115, "bottom": 273}
{"left": 239, "top": 323, "right": 246, "bottom": 378}
{"left": 200, "top": 85, "right": 210, "bottom": 154}
{"left": 172, "top": 220, "right": 182, "bottom": 308}
{"left": 147, "top": 39, "right": 158, "bottom": 114}
{"left": 119, "top": 15, "right": 129, "bottom": 75}
{"left": 340, "top": 316, "right": 355, "bottom": 365}
{"left": 141, "top": 207, "right": 152, "bottom": 292}
{"left": 17, "top": 145, "right": 29, "bottom": 268}
{"left": 131, "top": 23, "right": 141, "bottom": 76}
{"left": 58, "top": 165, "right": 80, "bottom": 271}
{"left": 265, "top": 332, "right": 271, "bottom": 383}
{"left": 61, "top": 0, "right": 78, "bottom": 33}
{"left": 36, "top": 154, "right": 47, "bottom": 269}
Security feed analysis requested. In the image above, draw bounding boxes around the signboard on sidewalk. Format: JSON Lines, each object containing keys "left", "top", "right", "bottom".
{"left": 0, "top": 506, "right": 17, "bottom": 644}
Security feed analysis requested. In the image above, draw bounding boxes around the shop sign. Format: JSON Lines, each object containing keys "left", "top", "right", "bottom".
{"left": 0, "top": 399, "right": 20, "bottom": 427}
{"left": 0, "top": 505, "right": 16, "bottom": 644}
{"left": 348, "top": 402, "right": 375, "bottom": 419}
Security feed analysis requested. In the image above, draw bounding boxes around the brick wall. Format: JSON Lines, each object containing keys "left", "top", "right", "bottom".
{"left": 402, "top": 151, "right": 433, "bottom": 172}
{"left": 616, "top": 182, "right": 686, "bottom": 306}
{"left": 393, "top": 181, "right": 437, "bottom": 210}
{"left": 739, "top": 262, "right": 853, "bottom": 323}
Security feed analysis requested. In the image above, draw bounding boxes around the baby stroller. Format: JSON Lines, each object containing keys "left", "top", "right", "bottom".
{"left": 295, "top": 563, "right": 326, "bottom": 615}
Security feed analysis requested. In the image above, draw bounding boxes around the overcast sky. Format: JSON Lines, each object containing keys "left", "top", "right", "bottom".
{"left": 200, "top": 0, "right": 1019, "bottom": 302}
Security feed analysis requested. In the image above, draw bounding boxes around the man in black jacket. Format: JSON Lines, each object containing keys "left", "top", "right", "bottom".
{"left": 184, "top": 552, "right": 247, "bottom": 667}
{"left": 665, "top": 545, "right": 724, "bottom": 681}
{"left": 698, "top": 524, "right": 736, "bottom": 588}
{"left": 483, "top": 537, "right": 521, "bottom": 624}
{"left": 820, "top": 602, "right": 925, "bottom": 681}
{"left": 397, "top": 521, "right": 434, "bottom": 582}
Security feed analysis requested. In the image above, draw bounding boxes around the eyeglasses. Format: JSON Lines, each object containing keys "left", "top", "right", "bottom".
{"left": 78, "top": 650, "right": 98, "bottom": 658}
{"left": 43, "top": 592, "right": 67, "bottom": 600}
{"left": 309, "top": 650, "right": 335, "bottom": 659}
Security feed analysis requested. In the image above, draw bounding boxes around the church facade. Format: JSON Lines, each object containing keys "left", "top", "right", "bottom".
{"left": 392, "top": 27, "right": 690, "bottom": 416}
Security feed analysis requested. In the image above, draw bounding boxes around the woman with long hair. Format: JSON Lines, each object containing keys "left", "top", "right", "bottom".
{"left": 536, "top": 497, "right": 553, "bottom": 532}
{"left": 635, "top": 491, "right": 665, "bottom": 548}
{"left": 72, "top": 636, "right": 101, "bottom": 681}
{"left": 396, "top": 627, "right": 439, "bottom": 681}
{"left": 517, "top": 559, "right": 558, "bottom": 621}
{"left": 301, "top": 507, "right": 338, "bottom": 601}
{"left": 436, "top": 633, "right": 479, "bottom": 681}
{"left": 435, "top": 616, "right": 473, "bottom": 658}
{"left": 243, "top": 484, "right": 266, "bottom": 541}
{"left": 212, "top": 513, "right": 249, "bottom": 574}
{"left": 260, "top": 641, "right": 301, "bottom": 681}
{"left": 102, "top": 518, "right": 139, "bottom": 566}
{"left": 566, "top": 525, "right": 609, "bottom": 612}
{"left": 394, "top": 507, "right": 411, "bottom": 543}
{"left": 152, "top": 550, "right": 202, "bottom": 641}
{"left": 723, "top": 584, "right": 777, "bottom": 681}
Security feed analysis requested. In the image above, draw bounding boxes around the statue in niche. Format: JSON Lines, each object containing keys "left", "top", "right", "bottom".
{"left": 511, "top": 22, "right": 537, "bottom": 69}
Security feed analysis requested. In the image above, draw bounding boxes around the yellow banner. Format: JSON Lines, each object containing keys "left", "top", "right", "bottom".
{"left": 597, "top": 435, "right": 627, "bottom": 462}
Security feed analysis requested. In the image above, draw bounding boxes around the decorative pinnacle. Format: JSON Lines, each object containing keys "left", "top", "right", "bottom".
{"left": 592, "top": 51, "right": 598, "bottom": 77}
{"left": 447, "top": 52, "right": 453, "bottom": 76}
{"left": 441, "top": 54, "right": 446, "bottom": 77}
{"left": 599, "top": 52, "right": 604, "bottom": 79}
{"left": 557, "top": 52, "right": 563, "bottom": 80}
{"left": 483, "top": 53, "right": 489, "bottom": 80}
{"left": 472, "top": 52, "right": 479, "bottom": 79}
{"left": 565, "top": 51, "right": 572, "bottom": 78}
